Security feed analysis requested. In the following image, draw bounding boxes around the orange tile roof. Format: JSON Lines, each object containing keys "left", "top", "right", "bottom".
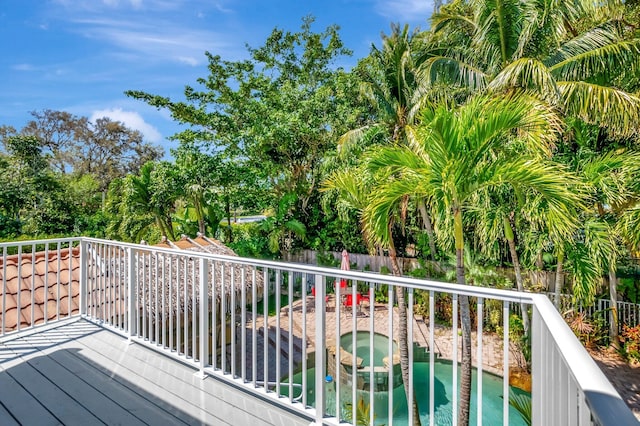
{"left": 0, "top": 235, "right": 238, "bottom": 335}
{"left": 0, "top": 247, "right": 80, "bottom": 333}
{"left": 171, "top": 235, "right": 196, "bottom": 250}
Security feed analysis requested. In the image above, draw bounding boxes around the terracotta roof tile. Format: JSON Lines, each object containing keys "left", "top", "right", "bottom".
{"left": 172, "top": 239, "right": 195, "bottom": 250}
{"left": 1, "top": 247, "right": 80, "bottom": 333}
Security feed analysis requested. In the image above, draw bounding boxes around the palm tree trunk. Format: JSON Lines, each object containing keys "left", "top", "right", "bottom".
{"left": 417, "top": 200, "right": 437, "bottom": 262}
{"left": 503, "top": 217, "right": 529, "bottom": 336}
{"left": 455, "top": 208, "right": 472, "bottom": 426}
{"left": 194, "top": 195, "right": 206, "bottom": 235}
{"left": 389, "top": 240, "right": 422, "bottom": 426}
{"left": 156, "top": 217, "right": 175, "bottom": 241}
{"left": 609, "top": 267, "right": 620, "bottom": 349}
{"left": 554, "top": 249, "right": 564, "bottom": 309}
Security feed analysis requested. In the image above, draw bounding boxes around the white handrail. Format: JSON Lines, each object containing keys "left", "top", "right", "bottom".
{"left": 0, "top": 236, "right": 636, "bottom": 425}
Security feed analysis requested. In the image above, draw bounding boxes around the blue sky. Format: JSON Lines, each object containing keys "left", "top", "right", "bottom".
{"left": 0, "top": 0, "right": 433, "bottom": 155}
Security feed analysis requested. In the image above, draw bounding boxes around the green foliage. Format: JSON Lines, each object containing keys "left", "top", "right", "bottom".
{"left": 509, "top": 391, "right": 532, "bottom": 426}
{"left": 128, "top": 17, "right": 360, "bottom": 248}
{"left": 621, "top": 324, "right": 640, "bottom": 364}
{"left": 343, "top": 397, "right": 378, "bottom": 426}
{"left": 316, "top": 250, "right": 339, "bottom": 267}
{"left": 374, "top": 283, "right": 390, "bottom": 303}
{"left": 260, "top": 192, "right": 306, "bottom": 256}
{"left": 0, "top": 214, "right": 20, "bottom": 238}
{"left": 227, "top": 222, "right": 273, "bottom": 259}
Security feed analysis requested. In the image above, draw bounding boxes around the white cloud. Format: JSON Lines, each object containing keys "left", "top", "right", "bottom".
{"left": 72, "top": 18, "right": 231, "bottom": 65}
{"left": 13, "top": 63, "right": 35, "bottom": 71}
{"left": 375, "top": 0, "right": 434, "bottom": 24}
{"left": 90, "top": 108, "right": 163, "bottom": 143}
{"left": 101, "top": 0, "right": 143, "bottom": 8}
{"left": 177, "top": 56, "right": 199, "bottom": 66}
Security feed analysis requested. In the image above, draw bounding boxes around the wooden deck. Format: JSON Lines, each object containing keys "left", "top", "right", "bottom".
{"left": 0, "top": 319, "right": 309, "bottom": 426}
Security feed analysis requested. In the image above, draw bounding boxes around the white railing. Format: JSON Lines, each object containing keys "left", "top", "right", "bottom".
{"left": 0, "top": 237, "right": 637, "bottom": 425}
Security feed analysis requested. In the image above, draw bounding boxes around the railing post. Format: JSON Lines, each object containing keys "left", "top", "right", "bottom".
{"left": 313, "top": 274, "right": 326, "bottom": 424}
{"left": 79, "top": 239, "right": 88, "bottom": 317}
{"left": 531, "top": 306, "right": 543, "bottom": 425}
{"left": 127, "top": 247, "right": 137, "bottom": 343}
{"left": 197, "top": 257, "right": 209, "bottom": 379}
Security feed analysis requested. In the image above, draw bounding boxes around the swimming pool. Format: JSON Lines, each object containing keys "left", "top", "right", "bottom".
{"left": 283, "top": 359, "right": 529, "bottom": 425}
{"left": 339, "top": 331, "right": 399, "bottom": 368}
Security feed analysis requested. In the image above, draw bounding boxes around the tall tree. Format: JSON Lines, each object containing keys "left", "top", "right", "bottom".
{"left": 361, "top": 94, "right": 582, "bottom": 425}
{"left": 4, "top": 110, "right": 164, "bottom": 193}
{"left": 127, "top": 17, "right": 356, "bottom": 250}
{"left": 323, "top": 164, "right": 422, "bottom": 424}
{"left": 339, "top": 24, "right": 439, "bottom": 261}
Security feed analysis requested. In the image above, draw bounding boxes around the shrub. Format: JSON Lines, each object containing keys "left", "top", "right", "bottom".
{"left": 622, "top": 324, "right": 640, "bottom": 364}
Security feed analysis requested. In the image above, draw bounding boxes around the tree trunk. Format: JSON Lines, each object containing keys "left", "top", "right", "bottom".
{"left": 455, "top": 209, "right": 472, "bottom": 426}
{"left": 389, "top": 241, "right": 422, "bottom": 426}
{"left": 224, "top": 193, "right": 233, "bottom": 242}
{"left": 535, "top": 251, "right": 543, "bottom": 270}
{"left": 609, "top": 267, "right": 620, "bottom": 349}
{"left": 554, "top": 250, "right": 564, "bottom": 309}
{"left": 503, "top": 217, "right": 529, "bottom": 336}
{"left": 195, "top": 196, "right": 206, "bottom": 235}
{"left": 417, "top": 200, "right": 437, "bottom": 261}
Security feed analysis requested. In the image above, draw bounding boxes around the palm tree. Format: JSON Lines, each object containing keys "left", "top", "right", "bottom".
{"left": 260, "top": 192, "right": 306, "bottom": 259}
{"left": 423, "top": 0, "right": 640, "bottom": 341}
{"left": 328, "top": 26, "right": 436, "bottom": 425}
{"left": 426, "top": 0, "right": 640, "bottom": 139}
{"left": 471, "top": 190, "right": 532, "bottom": 335}
{"left": 323, "top": 165, "right": 423, "bottom": 425}
{"left": 361, "top": 93, "right": 582, "bottom": 425}
{"left": 566, "top": 147, "right": 640, "bottom": 345}
{"left": 340, "top": 24, "right": 439, "bottom": 261}
{"left": 123, "top": 161, "right": 179, "bottom": 241}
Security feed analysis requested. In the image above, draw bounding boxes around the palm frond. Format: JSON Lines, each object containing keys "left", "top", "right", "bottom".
{"left": 487, "top": 58, "right": 561, "bottom": 104}
{"left": 337, "top": 126, "right": 376, "bottom": 158}
{"left": 284, "top": 219, "right": 306, "bottom": 239}
{"left": 419, "top": 55, "right": 488, "bottom": 91}
{"left": 361, "top": 177, "right": 424, "bottom": 247}
{"left": 580, "top": 150, "right": 640, "bottom": 208}
{"left": 431, "top": 11, "right": 478, "bottom": 34}
{"left": 458, "top": 94, "right": 561, "bottom": 159}
{"left": 549, "top": 28, "right": 640, "bottom": 82}
{"left": 558, "top": 81, "right": 640, "bottom": 137}
{"left": 617, "top": 203, "right": 640, "bottom": 250}
{"left": 321, "top": 168, "right": 371, "bottom": 212}
{"left": 509, "top": 391, "right": 532, "bottom": 426}
{"left": 485, "top": 158, "right": 584, "bottom": 239}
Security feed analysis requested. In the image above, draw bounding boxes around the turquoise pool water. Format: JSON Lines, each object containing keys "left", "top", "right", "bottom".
{"left": 339, "top": 331, "right": 398, "bottom": 368}
{"left": 283, "top": 360, "right": 529, "bottom": 425}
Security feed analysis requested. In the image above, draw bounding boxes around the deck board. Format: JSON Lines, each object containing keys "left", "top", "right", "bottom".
{"left": 73, "top": 329, "right": 277, "bottom": 425}
{"left": 25, "top": 350, "right": 149, "bottom": 426}
{"left": 0, "top": 400, "right": 20, "bottom": 426}
{"left": 47, "top": 347, "right": 189, "bottom": 425}
{"left": 64, "top": 328, "right": 236, "bottom": 425}
{"left": 0, "top": 320, "right": 309, "bottom": 426}
{"left": 13, "top": 325, "right": 192, "bottom": 425}
{"left": 1, "top": 354, "right": 102, "bottom": 425}
{"left": 0, "top": 370, "right": 59, "bottom": 425}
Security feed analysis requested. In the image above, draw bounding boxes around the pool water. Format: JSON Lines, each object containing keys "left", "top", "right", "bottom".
{"left": 339, "top": 331, "right": 398, "bottom": 367}
{"left": 283, "top": 359, "right": 529, "bottom": 425}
